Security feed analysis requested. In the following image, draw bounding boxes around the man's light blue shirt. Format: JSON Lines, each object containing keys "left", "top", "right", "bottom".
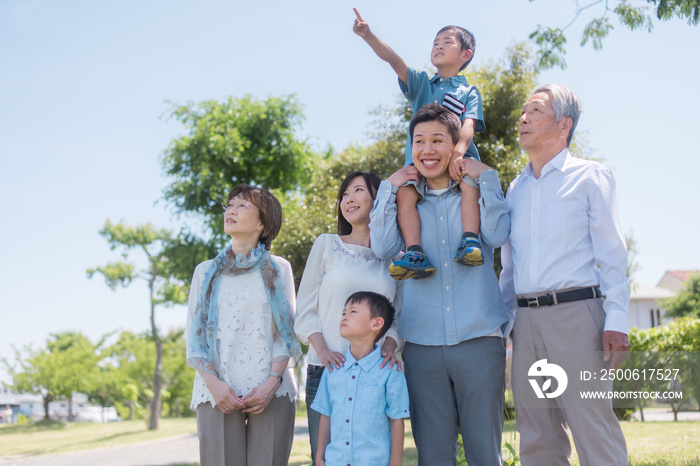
{"left": 370, "top": 170, "right": 511, "bottom": 345}
{"left": 311, "top": 345, "right": 410, "bottom": 466}
{"left": 400, "top": 67, "right": 485, "bottom": 166}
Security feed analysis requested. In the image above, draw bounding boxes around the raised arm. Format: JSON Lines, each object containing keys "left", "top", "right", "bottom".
{"left": 352, "top": 8, "right": 408, "bottom": 84}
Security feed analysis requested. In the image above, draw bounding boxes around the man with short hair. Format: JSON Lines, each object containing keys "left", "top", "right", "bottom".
{"left": 500, "top": 84, "right": 629, "bottom": 465}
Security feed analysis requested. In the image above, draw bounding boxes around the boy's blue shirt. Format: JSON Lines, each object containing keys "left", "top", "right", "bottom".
{"left": 400, "top": 67, "right": 485, "bottom": 166}
{"left": 311, "top": 345, "right": 410, "bottom": 466}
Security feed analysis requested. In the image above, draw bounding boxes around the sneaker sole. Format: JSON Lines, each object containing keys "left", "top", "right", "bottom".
{"left": 389, "top": 264, "right": 436, "bottom": 280}
{"left": 453, "top": 250, "right": 484, "bottom": 266}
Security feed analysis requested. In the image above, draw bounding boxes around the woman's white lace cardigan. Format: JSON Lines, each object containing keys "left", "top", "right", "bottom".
{"left": 188, "top": 256, "right": 296, "bottom": 410}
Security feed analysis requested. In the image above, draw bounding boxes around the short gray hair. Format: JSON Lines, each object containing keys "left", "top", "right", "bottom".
{"left": 532, "top": 84, "right": 582, "bottom": 147}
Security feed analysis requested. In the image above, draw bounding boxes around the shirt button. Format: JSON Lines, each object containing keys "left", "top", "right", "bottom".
{"left": 352, "top": 375, "right": 356, "bottom": 379}
{"left": 440, "top": 216, "right": 444, "bottom": 221}
{"left": 446, "top": 286, "right": 450, "bottom": 290}
{"left": 444, "top": 263, "right": 448, "bottom": 267}
{"left": 434, "top": 100, "right": 438, "bottom": 103}
{"left": 348, "top": 397, "right": 352, "bottom": 401}
{"left": 354, "top": 362, "right": 358, "bottom": 366}
{"left": 346, "top": 419, "right": 350, "bottom": 423}
{"left": 442, "top": 240, "right": 446, "bottom": 244}
{"left": 447, "top": 307, "right": 450, "bottom": 311}
{"left": 346, "top": 442, "right": 350, "bottom": 445}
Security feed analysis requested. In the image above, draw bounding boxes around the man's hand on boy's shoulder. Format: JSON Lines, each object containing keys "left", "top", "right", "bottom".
{"left": 352, "top": 8, "right": 371, "bottom": 38}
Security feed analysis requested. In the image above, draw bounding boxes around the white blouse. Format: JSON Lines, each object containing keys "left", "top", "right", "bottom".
{"left": 188, "top": 256, "right": 296, "bottom": 410}
{"left": 294, "top": 234, "right": 403, "bottom": 367}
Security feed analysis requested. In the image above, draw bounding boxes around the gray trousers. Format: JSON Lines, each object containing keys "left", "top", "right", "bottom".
{"left": 512, "top": 295, "right": 628, "bottom": 466}
{"left": 196, "top": 396, "right": 295, "bottom": 466}
{"left": 403, "top": 337, "right": 506, "bottom": 466}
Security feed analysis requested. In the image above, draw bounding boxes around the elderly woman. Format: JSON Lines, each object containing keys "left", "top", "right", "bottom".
{"left": 294, "top": 171, "right": 403, "bottom": 465}
{"left": 186, "top": 184, "right": 301, "bottom": 466}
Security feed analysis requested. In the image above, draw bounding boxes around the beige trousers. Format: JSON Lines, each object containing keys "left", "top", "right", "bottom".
{"left": 196, "top": 396, "right": 295, "bottom": 466}
{"left": 512, "top": 296, "right": 628, "bottom": 466}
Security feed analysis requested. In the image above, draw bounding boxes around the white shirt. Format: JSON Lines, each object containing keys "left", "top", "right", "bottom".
{"left": 188, "top": 256, "right": 296, "bottom": 410}
{"left": 294, "top": 234, "right": 402, "bottom": 366}
{"left": 500, "top": 149, "right": 629, "bottom": 334}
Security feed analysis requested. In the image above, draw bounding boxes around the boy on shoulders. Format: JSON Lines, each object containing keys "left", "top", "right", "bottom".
{"left": 353, "top": 8, "right": 486, "bottom": 280}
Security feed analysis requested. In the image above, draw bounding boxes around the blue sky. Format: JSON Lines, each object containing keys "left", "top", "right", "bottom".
{"left": 1, "top": 0, "right": 698, "bottom": 378}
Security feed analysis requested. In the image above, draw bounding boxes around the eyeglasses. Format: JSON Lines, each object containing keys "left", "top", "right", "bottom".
{"left": 221, "top": 200, "right": 258, "bottom": 212}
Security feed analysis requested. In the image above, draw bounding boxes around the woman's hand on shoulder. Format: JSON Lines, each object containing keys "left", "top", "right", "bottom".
{"left": 202, "top": 374, "right": 244, "bottom": 414}
{"left": 380, "top": 337, "right": 403, "bottom": 371}
{"left": 387, "top": 165, "right": 419, "bottom": 188}
{"left": 317, "top": 348, "right": 345, "bottom": 371}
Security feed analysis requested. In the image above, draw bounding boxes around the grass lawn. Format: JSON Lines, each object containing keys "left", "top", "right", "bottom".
{"left": 0, "top": 418, "right": 197, "bottom": 458}
{"left": 2, "top": 416, "right": 699, "bottom": 465}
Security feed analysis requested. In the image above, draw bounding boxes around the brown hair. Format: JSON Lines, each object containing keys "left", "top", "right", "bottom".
{"left": 226, "top": 184, "right": 282, "bottom": 249}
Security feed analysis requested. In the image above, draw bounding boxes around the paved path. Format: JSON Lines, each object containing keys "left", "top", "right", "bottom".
{"left": 0, "top": 419, "right": 309, "bottom": 466}
{"left": 631, "top": 408, "right": 700, "bottom": 422}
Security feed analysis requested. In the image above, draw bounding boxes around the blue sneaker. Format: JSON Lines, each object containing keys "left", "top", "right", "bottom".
{"left": 453, "top": 237, "right": 484, "bottom": 266}
{"left": 390, "top": 250, "right": 436, "bottom": 280}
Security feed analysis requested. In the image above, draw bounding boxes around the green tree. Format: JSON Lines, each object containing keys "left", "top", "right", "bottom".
{"left": 663, "top": 275, "right": 700, "bottom": 318}
{"left": 3, "top": 332, "right": 101, "bottom": 421}
{"left": 528, "top": 0, "right": 700, "bottom": 69}
{"left": 161, "top": 94, "right": 314, "bottom": 240}
{"left": 87, "top": 220, "right": 187, "bottom": 430}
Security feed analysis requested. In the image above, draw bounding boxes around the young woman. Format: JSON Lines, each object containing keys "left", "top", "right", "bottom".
{"left": 186, "top": 184, "right": 301, "bottom": 466}
{"left": 294, "top": 171, "right": 403, "bottom": 465}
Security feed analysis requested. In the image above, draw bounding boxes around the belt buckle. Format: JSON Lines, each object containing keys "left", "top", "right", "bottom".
{"left": 527, "top": 297, "right": 540, "bottom": 308}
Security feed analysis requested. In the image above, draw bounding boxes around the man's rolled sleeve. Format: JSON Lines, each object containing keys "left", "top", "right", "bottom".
{"left": 476, "top": 170, "right": 510, "bottom": 248}
{"left": 589, "top": 167, "right": 630, "bottom": 334}
{"left": 370, "top": 180, "right": 403, "bottom": 259}
{"left": 499, "top": 239, "right": 517, "bottom": 338}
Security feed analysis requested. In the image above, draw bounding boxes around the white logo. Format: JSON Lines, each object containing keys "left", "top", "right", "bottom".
{"left": 528, "top": 359, "right": 568, "bottom": 399}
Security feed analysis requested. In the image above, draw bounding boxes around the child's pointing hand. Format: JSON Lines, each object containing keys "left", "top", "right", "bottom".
{"left": 352, "top": 8, "right": 371, "bottom": 37}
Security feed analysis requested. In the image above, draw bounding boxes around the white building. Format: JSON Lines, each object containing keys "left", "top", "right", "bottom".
{"left": 0, "top": 386, "right": 118, "bottom": 423}
{"left": 628, "top": 282, "right": 676, "bottom": 330}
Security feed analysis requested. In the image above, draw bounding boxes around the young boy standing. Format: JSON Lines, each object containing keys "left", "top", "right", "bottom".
{"left": 312, "top": 291, "right": 410, "bottom": 466}
{"left": 353, "top": 9, "right": 486, "bottom": 280}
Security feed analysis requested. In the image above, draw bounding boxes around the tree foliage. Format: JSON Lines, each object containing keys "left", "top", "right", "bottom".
{"left": 99, "top": 330, "right": 194, "bottom": 421}
{"left": 87, "top": 220, "right": 187, "bottom": 430}
{"left": 161, "top": 94, "right": 314, "bottom": 239}
{"left": 3, "top": 332, "right": 101, "bottom": 421}
{"left": 627, "top": 318, "right": 700, "bottom": 420}
{"left": 528, "top": 0, "right": 700, "bottom": 69}
{"left": 663, "top": 275, "right": 700, "bottom": 319}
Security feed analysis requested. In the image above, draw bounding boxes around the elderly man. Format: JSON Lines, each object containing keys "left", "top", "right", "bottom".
{"left": 370, "top": 103, "right": 510, "bottom": 465}
{"left": 500, "top": 84, "right": 629, "bottom": 465}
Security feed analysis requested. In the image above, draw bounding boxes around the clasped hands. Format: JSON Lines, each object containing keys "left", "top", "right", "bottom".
{"left": 207, "top": 375, "right": 280, "bottom": 415}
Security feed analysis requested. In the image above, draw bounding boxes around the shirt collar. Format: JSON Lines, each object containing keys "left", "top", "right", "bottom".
{"left": 430, "top": 73, "right": 467, "bottom": 85}
{"left": 417, "top": 175, "right": 461, "bottom": 198}
{"left": 342, "top": 345, "right": 382, "bottom": 372}
{"left": 523, "top": 148, "right": 569, "bottom": 179}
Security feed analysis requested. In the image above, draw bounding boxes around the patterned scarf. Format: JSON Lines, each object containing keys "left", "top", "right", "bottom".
{"left": 186, "top": 243, "right": 301, "bottom": 376}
